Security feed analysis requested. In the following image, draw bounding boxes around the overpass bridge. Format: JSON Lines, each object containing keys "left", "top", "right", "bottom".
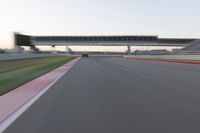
{"left": 14, "top": 33, "right": 196, "bottom": 54}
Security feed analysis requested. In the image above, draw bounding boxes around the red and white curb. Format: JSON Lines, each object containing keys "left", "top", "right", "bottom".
{"left": 124, "top": 57, "right": 200, "bottom": 65}
{"left": 0, "top": 57, "right": 81, "bottom": 132}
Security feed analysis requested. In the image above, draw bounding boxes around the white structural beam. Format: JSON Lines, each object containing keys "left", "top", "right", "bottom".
{"left": 31, "top": 42, "right": 185, "bottom": 46}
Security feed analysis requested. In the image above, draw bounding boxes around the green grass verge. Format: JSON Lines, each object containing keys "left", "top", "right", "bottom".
{"left": 0, "top": 56, "right": 75, "bottom": 96}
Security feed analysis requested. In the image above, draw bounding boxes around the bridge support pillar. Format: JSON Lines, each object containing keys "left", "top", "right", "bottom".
{"left": 65, "top": 45, "right": 68, "bottom": 53}
{"left": 127, "top": 45, "right": 131, "bottom": 55}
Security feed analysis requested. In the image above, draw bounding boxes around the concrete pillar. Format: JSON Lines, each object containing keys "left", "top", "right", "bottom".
{"left": 65, "top": 45, "right": 68, "bottom": 53}
{"left": 127, "top": 45, "right": 131, "bottom": 55}
{"left": 66, "top": 45, "right": 70, "bottom": 55}
{"left": 66, "top": 45, "right": 73, "bottom": 55}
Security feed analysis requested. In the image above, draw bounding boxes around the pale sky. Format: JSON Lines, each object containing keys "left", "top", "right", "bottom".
{"left": 0, "top": 0, "right": 199, "bottom": 50}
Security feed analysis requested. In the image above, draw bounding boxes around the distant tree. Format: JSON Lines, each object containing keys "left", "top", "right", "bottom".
{"left": 68, "top": 47, "right": 73, "bottom": 53}
{"left": 0, "top": 49, "right": 5, "bottom": 53}
{"left": 30, "top": 45, "right": 40, "bottom": 53}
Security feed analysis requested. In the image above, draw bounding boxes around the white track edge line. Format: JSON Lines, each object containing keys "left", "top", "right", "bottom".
{"left": 0, "top": 61, "right": 77, "bottom": 133}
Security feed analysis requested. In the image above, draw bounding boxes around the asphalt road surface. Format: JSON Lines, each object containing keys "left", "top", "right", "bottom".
{"left": 5, "top": 57, "right": 200, "bottom": 133}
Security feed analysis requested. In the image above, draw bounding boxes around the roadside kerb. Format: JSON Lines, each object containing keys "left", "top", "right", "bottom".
{"left": 0, "top": 57, "right": 81, "bottom": 132}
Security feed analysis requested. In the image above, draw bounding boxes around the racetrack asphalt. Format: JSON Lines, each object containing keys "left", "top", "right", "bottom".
{"left": 4, "top": 57, "right": 200, "bottom": 133}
